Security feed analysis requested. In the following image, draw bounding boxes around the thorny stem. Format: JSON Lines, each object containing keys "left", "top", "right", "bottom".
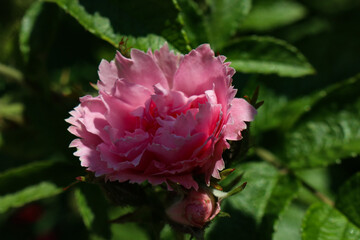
{"left": 254, "top": 147, "right": 335, "bottom": 207}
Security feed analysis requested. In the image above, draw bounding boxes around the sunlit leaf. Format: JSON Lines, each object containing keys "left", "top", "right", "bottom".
{"left": 0, "top": 182, "right": 62, "bottom": 214}
{"left": 241, "top": 0, "right": 307, "bottom": 32}
{"left": 302, "top": 202, "right": 360, "bottom": 240}
{"left": 224, "top": 36, "right": 315, "bottom": 77}
{"left": 273, "top": 203, "right": 306, "bottom": 240}
{"left": 283, "top": 75, "right": 360, "bottom": 168}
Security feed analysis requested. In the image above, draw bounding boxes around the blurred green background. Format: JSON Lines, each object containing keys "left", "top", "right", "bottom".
{"left": 1, "top": 0, "right": 360, "bottom": 239}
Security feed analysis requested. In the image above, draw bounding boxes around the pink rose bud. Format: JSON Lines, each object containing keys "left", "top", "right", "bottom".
{"left": 66, "top": 44, "right": 256, "bottom": 189}
{"left": 166, "top": 190, "right": 220, "bottom": 228}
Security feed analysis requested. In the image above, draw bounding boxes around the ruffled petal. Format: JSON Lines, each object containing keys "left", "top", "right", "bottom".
{"left": 115, "top": 49, "right": 169, "bottom": 90}
{"left": 225, "top": 98, "right": 257, "bottom": 141}
{"left": 173, "top": 44, "right": 227, "bottom": 97}
{"left": 152, "top": 43, "right": 182, "bottom": 89}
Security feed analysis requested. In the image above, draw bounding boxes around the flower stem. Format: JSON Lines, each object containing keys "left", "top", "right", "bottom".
{"left": 254, "top": 147, "right": 335, "bottom": 207}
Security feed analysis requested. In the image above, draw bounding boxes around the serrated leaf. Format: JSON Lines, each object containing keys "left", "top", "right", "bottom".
{"left": 253, "top": 74, "right": 360, "bottom": 135}
{"left": 207, "top": 162, "right": 299, "bottom": 239}
{"left": 302, "top": 202, "right": 360, "bottom": 240}
{"left": 223, "top": 36, "right": 315, "bottom": 77}
{"left": 205, "top": 0, "right": 252, "bottom": 50}
{"left": 0, "top": 182, "right": 62, "bottom": 214}
{"left": 241, "top": 0, "right": 307, "bottom": 32}
{"left": 45, "top": 0, "right": 178, "bottom": 52}
{"left": 336, "top": 173, "right": 360, "bottom": 228}
{"left": 19, "top": 1, "right": 44, "bottom": 62}
{"left": 283, "top": 98, "right": 360, "bottom": 169}
{"left": 74, "top": 184, "right": 111, "bottom": 239}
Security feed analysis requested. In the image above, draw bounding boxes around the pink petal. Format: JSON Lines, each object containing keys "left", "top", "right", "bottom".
{"left": 173, "top": 44, "right": 227, "bottom": 97}
{"left": 115, "top": 49, "right": 169, "bottom": 90}
{"left": 111, "top": 79, "right": 152, "bottom": 107}
{"left": 98, "top": 59, "right": 118, "bottom": 93}
{"left": 152, "top": 43, "right": 182, "bottom": 89}
{"left": 225, "top": 98, "right": 257, "bottom": 141}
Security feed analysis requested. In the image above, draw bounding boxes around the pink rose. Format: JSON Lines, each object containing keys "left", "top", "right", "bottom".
{"left": 166, "top": 189, "right": 220, "bottom": 228}
{"left": 66, "top": 44, "right": 256, "bottom": 189}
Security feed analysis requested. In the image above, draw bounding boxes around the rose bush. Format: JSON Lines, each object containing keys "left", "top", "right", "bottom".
{"left": 166, "top": 189, "right": 220, "bottom": 228}
{"left": 66, "top": 44, "right": 256, "bottom": 189}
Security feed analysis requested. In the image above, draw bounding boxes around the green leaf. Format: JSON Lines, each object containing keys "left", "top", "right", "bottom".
{"left": 0, "top": 156, "right": 81, "bottom": 195}
{"left": 241, "top": 0, "right": 307, "bottom": 32}
{"left": 74, "top": 184, "right": 111, "bottom": 239}
{"left": 253, "top": 74, "right": 360, "bottom": 135}
{"left": 273, "top": 203, "right": 306, "bottom": 240}
{"left": 19, "top": 1, "right": 44, "bottom": 62}
{"left": 45, "top": 0, "right": 178, "bottom": 52}
{"left": 207, "top": 162, "right": 299, "bottom": 239}
{"left": 175, "top": 0, "right": 251, "bottom": 50}
{"left": 224, "top": 36, "right": 315, "bottom": 77}
{"left": 205, "top": 0, "right": 252, "bottom": 50}
{"left": 283, "top": 97, "right": 360, "bottom": 169}
{"left": 336, "top": 173, "right": 360, "bottom": 228}
{"left": 74, "top": 188, "right": 94, "bottom": 230}
{"left": 259, "top": 174, "right": 300, "bottom": 239}
{"left": 173, "top": 0, "right": 208, "bottom": 47}
{"left": 0, "top": 181, "right": 62, "bottom": 214}
{"left": 302, "top": 202, "right": 360, "bottom": 240}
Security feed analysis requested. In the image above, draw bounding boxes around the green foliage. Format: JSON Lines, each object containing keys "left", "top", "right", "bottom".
{"left": 223, "top": 36, "right": 315, "bottom": 77}
{"left": 45, "top": 0, "right": 181, "bottom": 52}
{"left": 175, "top": 0, "right": 251, "bottom": 50}
{"left": 74, "top": 184, "right": 111, "bottom": 239}
{"left": 336, "top": 173, "right": 360, "bottom": 227}
{"left": 272, "top": 203, "right": 306, "bottom": 240}
{"left": 207, "top": 162, "right": 299, "bottom": 239}
{"left": 0, "top": 157, "right": 81, "bottom": 195}
{"left": 283, "top": 75, "right": 360, "bottom": 168}
{"left": 204, "top": 0, "right": 252, "bottom": 50}
{"left": 241, "top": 0, "right": 307, "bottom": 32}
{"left": 302, "top": 202, "right": 360, "bottom": 240}
{"left": 0, "top": 182, "right": 62, "bottom": 214}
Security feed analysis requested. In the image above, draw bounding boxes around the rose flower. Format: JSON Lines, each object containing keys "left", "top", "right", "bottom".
{"left": 66, "top": 44, "right": 256, "bottom": 189}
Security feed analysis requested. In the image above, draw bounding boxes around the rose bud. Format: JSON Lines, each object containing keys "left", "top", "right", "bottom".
{"left": 166, "top": 189, "right": 220, "bottom": 228}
